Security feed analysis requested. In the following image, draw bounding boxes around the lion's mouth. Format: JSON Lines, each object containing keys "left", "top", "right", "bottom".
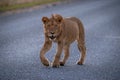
{"left": 49, "top": 35, "right": 56, "bottom": 41}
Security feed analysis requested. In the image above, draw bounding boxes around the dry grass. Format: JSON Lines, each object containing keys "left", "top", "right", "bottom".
{"left": 0, "top": 0, "right": 59, "bottom": 12}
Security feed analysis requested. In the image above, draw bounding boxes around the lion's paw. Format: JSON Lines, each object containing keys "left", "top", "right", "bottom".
{"left": 60, "top": 62, "right": 65, "bottom": 66}
{"left": 77, "top": 61, "right": 83, "bottom": 65}
{"left": 41, "top": 59, "right": 49, "bottom": 66}
{"left": 52, "top": 62, "right": 60, "bottom": 68}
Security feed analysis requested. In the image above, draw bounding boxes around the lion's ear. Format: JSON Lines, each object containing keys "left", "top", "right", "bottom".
{"left": 53, "top": 14, "right": 63, "bottom": 23}
{"left": 42, "top": 17, "right": 49, "bottom": 24}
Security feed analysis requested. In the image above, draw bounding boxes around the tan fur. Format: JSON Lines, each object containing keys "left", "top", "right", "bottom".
{"left": 40, "top": 14, "right": 86, "bottom": 67}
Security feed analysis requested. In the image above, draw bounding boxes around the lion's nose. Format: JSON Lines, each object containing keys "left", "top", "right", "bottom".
{"left": 50, "top": 31, "right": 54, "bottom": 34}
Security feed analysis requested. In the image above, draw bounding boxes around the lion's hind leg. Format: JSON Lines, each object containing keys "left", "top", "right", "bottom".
{"left": 77, "top": 40, "right": 86, "bottom": 65}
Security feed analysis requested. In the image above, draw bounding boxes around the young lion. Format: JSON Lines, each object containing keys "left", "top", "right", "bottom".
{"left": 40, "top": 14, "right": 86, "bottom": 67}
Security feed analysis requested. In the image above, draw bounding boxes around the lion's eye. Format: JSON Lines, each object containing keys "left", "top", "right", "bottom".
{"left": 47, "top": 24, "right": 51, "bottom": 27}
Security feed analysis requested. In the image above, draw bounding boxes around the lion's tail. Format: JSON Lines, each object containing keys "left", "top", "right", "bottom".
{"left": 76, "top": 18, "right": 85, "bottom": 44}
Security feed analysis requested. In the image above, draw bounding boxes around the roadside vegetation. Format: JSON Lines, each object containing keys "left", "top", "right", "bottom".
{"left": 0, "top": 0, "right": 59, "bottom": 12}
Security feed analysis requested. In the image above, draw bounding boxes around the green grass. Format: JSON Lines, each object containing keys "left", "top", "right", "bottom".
{"left": 0, "top": 0, "right": 59, "bottom": 12}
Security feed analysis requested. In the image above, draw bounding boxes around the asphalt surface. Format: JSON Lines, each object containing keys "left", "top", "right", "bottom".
{"left": 0, "top": 0, "right": 120, "bottom": 80}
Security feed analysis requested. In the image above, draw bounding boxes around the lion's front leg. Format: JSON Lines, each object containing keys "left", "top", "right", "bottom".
{"left": 52, "top": 42, "right": 63, "bottom": 68}
{"left": 40, "top": 41, "right": 52, "bottom": 66}
{"left": 60, "top": 44, "right": 70, "bottom": 66}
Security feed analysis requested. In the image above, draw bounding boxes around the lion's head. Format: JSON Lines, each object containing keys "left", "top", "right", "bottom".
{"left": 42, "top": 14, "right": 63, "bottom": 41}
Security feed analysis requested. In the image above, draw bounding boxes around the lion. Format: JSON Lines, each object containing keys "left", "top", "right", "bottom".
{"left": 40, "top": 14, "right": 86, "bottom": 68}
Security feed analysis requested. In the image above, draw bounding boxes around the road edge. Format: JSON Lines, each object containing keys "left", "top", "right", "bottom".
{"left": 0, "top": 1, "right": 65, "bottom": 16}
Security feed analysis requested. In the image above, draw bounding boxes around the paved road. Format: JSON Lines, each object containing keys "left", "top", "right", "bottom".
{"left": 0, "top": 0, "right": 120, "bottom": 80}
